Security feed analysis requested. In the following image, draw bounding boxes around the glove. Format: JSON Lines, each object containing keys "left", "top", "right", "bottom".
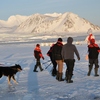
{"left": 42, "top": 57, "right": 44, "bottom": 60}
{"left": 78, "top": 57, "right": 80, "bottom": 61}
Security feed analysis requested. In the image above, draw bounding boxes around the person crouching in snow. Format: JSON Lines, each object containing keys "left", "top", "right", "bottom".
{"left": 33, "top": 44, "right": 44, "bottom": 72}
{"left": 87, "top": 39, "right": 100, "bottom": 76}
{"left": 85, "top": 28, "right": 95, "bottom": 45}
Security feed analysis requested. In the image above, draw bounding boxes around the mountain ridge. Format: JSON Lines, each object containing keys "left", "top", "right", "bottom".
{"left": 15, "top": 12, "right": 100, "bottom": 34}
{"left": 0, "top": 12, "right": 100, "bottom": 35}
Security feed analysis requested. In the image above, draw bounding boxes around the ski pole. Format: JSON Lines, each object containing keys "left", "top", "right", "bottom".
{"left": 42, "top": 60, "right": 51, "bottom": 64}
{"left": 45, "top": 63, "right": 52, "bottom": 69}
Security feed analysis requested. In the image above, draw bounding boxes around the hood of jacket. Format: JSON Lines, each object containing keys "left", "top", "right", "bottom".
{"left": 67, "top": 37, "right": 73, "bottom": 44}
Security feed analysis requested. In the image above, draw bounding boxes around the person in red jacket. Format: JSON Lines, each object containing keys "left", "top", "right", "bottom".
{"left": 87, "top": 39, "right": 100, "bottom": 76}
{"left": 33, "top": 44, "right": 44, "bottom": 72}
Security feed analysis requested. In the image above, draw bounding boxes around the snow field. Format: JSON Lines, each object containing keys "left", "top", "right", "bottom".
{"left": 0, "top": 43, "right": 100, "bottom": 100}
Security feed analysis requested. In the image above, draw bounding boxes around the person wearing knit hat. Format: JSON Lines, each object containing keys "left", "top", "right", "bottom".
{"left": 33, "top": 44, "right": 44, "bottom": 72}
{"left": 52, "top": 38, "right": 64, "bottom": 81}
{"left": 87, "top": 38, "right": 100, "bottom": 76}
{"left": 58, "top": 38, "right": 62, "bottom": 42}
{"left": 61, "top": 37, "right": 80, "bottom": 83}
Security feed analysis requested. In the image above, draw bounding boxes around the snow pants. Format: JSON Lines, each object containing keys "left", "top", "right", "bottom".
{"left": 34, "top": 59, "right": 43, "bottom": 71}
{"left": 88, "top": 59, "right": 99, "bottom": 76}
{"left": 64, "top": 59, "right": 75, "bottom": 80}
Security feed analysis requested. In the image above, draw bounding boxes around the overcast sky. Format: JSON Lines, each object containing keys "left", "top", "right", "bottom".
{"left": 0, "top": 0, "right": 100, "bottom": 26}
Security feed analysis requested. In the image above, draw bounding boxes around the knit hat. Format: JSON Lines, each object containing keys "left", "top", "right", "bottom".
{"left": 36, "top": 44, "right": 40, "bottom": 47}
{"left": 58, "top": 38, "right": 62, "bottom": 42}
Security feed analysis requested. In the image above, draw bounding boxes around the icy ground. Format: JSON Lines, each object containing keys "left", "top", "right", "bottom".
{"left": 0, "top": 42, "right": 100, "bottom": 100}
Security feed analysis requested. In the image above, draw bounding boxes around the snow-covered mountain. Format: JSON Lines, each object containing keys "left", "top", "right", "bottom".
{"left": 0, "top": 15, "right": 29, "bottom": 33}
{"left": 0, "top": 15, "right": 29, "bottom": 27}
{"left": 0, "top": 12, "right": 100, "bottom": 36}
{"left": 15, "top": 12, "right": 100, "bottom": 35}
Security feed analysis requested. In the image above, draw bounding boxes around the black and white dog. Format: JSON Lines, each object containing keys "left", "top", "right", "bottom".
{"left": 0, "top": 64, "right": 22, "bottom": 85}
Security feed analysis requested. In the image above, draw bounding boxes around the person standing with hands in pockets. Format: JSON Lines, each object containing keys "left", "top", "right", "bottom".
{"left": 33, "top": 44, "right": 44, "bottom": 72}
{"left": 61, "top": 37, "right": 80, "bottom": 83}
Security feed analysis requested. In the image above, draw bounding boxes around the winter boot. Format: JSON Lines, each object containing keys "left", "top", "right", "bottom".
{"left": 67, "top": 75, "right": 73, "bottom": 83}
{"left": 33, "top": 65, "right": 38, "bottom": 72}
{"left": 56, "top": 71, "right": 59, "bottom": 80}
{"left": 58, "top": 73, "right": 64, "bottom": 81}
{"left": 87, "top": 65, "right": 92, "bottom": 76}
{"left": 94, "top": 68, "right": 99, "bottom": 76}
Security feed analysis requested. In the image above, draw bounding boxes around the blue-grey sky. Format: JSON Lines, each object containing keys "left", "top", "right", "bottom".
{"left": 0, "top": 0, "right": 100, "bottom": 26}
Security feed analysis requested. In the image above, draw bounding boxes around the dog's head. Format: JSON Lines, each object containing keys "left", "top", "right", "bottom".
{"left": 15, "top": 64, "right": 22, "bottom": 72}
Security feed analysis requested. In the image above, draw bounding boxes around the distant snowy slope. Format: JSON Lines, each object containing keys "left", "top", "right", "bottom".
{"left": 15, "top": 13, "right": 51, "bottom": 33}
{"left": 0, "top": 15, "right": 29, "bottom": 27}
{"left": 0, "top": 15, "right": 29, "bottom": 33}
{"left": 15, "top": 12, "right": 100, "bottom": 34}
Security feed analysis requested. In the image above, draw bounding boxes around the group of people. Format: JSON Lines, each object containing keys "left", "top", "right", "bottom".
{"left": 33, "top": 29, "right": 100, "bottom": 83}
{"left": 33, "top": 37, "right": 80, "bottom": 83}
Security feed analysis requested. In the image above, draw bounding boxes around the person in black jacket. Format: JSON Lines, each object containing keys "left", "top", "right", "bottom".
{"left": 47, "top": 44, "right": 57, "bottom": 76}
{"left": 52, "top": 38, "right": 64, "bottom": 81}
{"left": 87, "top": 39, "right": 100, "bottom": 76}
{"left": 33, "top": 44, "right": 44, "bottom": 72}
